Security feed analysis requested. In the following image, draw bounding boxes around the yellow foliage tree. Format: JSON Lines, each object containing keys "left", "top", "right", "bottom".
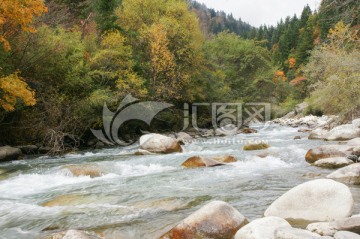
{"left": 148, "top": 23, "right": 177, "bottom": 98}
{"left": 0, "top": 0, "right": 48, "bottom": 51}
{"left": 0, "top": 72, "right": 36, "bottom": 111}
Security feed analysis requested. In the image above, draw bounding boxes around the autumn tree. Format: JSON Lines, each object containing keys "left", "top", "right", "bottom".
{"left": 0, "top": 0, "right": 48, "bottom": 51}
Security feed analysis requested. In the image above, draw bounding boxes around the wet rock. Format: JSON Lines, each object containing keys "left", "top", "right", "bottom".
{"left": 327, "top": 163, "right": 360, "bottom": 185}
{"left": 326, "top": 124, "right": 360, "bottom": 141}
{"left": 274, "top": 227, "right": 322, "bottom": 239}
{"left": 134, "top": 149, "right": 156, "bottom": 155}
{"left": 17, "top": 145, "right": 38, "bottom": 154}
{"left": 309, "top": 128, "right": 329, "bottom": 140}
{"left": 305, "top": 145, "right": 353, "bottom": 163}
{"left": 182, "top": 155, "right": 236, "bottom": 168}
{"left": 298, "top": 128, "right": 312, "bottom": 133}
{"left": 175, "top": 132, "right": 193, "bottom": 144}
{"left": 294, "top": 136, "right": 301, "bottom": 140}
{"left": 0, "top": 146, "right": 22, "bottom": 162}
{"left": 264, "top": 179, "right": 354, "bottom": 223}
{"left": 234, "top": 216, "right": 291, "bottom": 239}
{"left": 95, "top": 142, "right": 105, "bottom": 149}
{"left": 334, "top": 231, "right": 360, "bottom": 239}
{"left": 301, "top": 172, "right": 322, "bottom": 179}
{"left": 181, "top": 156, "right": 225, "bottom": 168}
{"left": 347, "top": 138, "right": 360, "bottom": 146}
{"left": 42, "top": 230, "right": 102, "bottom": 239}
{"left": 347, "top": 155, "right": 359, "bottom": 162}
{"left": 244, "top": 143, "right": 270, "bottom": 151}
{"left": 314, "top": 157, "right": 353, "bottom": 169}
{"left": 160, "top": 200, "right": 248, "bottom": 239}
{"left": 241, "top": 128, "right": 258, "bottom": 134}
{"left": 140, "top": 134, "right": 182, "bottom": 154}
{"left": 64, "top": 164, "right": 103, "bottom": 178}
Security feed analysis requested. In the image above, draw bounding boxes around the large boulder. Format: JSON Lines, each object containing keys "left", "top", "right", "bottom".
{"left": 160, "top": 200, "right": 248, "bottom": 239}
{"left": 264, "top": 179, "right": 354, "bottom": 223}
{"left": 181, "top": 156, "right": 236, "bottom": 168}
{"left": 305, "top": 145, "right": 354, "bottom": 163}
{"left": 326, "top": 124, "right": 360, "bottom": 141}
{"left": 314, "top": 157, "right": 353, "bottom": 169}
{"left": 334, "top": 231, "right": 360, "bottom": 239}
{"left": 0, "top": 146, "right": 22, "bottom": 162}
{"left": 309, "top": 128, "right": 329, "bottom": 140}
{"left": 64, "top": 164, "right": 104, "bottom": 178}
{"left": 41, "top": 230, "right": 102, "bottom": 239}
{"left": 234, "top": 216, "right": 291, "bottom": 239}
{"left": 274, "top": 227, "right": 322, "bottom": 239}
{"left": 327, "top": 163, "right": 360, "bottom": 185}
{"left": 140, "top": 134, "right": 182, "bottom": 154}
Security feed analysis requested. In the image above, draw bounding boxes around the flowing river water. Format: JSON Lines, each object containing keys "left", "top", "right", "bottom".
{"left": 0, "top": 124, "right": 359, "bottom": 239}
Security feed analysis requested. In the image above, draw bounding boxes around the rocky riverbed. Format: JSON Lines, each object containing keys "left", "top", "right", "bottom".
{"left": 0, "top": 116, "right": 360, "bottom": 239}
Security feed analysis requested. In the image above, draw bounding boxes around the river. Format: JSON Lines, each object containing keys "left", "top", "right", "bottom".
{"left": 0, "top": 124, "right": 359, "bottom": 239}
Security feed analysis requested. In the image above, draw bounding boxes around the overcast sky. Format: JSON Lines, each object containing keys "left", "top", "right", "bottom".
{"left": 195, "top": 0, "right": 321, "bottom": 27}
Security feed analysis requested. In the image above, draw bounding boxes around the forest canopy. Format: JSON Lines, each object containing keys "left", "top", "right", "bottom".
{"left": 0, "top": 0, "right": 359, "bottom": 151}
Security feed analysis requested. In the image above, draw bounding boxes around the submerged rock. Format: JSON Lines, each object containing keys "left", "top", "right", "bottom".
{"left": 140, "top": 134, "right": 183, "bottom": 154}
{"left": 42, "top": 194, "right": 96, "bottom": 207}
{"left": 0, "top": 146, "right": 22, "bottom": 162}
{"left": 160, "top": 200, "right": 248, "bottom": 239}
{"left": 305, "top": 145, "right": 353, "bottom": 163}
{"left": 326, "top": 124, "right": 360, "bottom": 141}
{"left": 134, "top": 149, "right": 156, "bottom": 155}
{"left": 314, "top": 157, "right": 353, "bottom": 169}
{"left": 41, "top": 230, "right": 102, "bottom": 239}
{"left": 240, "top": 128, "right": 258, "bottom": 134}
{"left": 17, "top": 145, "right": 38, "bottom": 154}
{"left": 243, "top": 143, "right": 270, "bottom": 151}
{"left": 327, "top": 163, "right": 360, "bottom": 185}
{"left": 264, "top": 179, "right": 354, "bottom": 223}
{"left": 64, "top": 164, "right": 103, "bottom": 178}
{"left": 234, "top": 216, "right": 291, "bottom": 239}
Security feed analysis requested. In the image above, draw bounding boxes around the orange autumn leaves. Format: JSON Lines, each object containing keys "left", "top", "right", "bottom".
{"left": 0, "top": 72, "right": 36, "bottom": 111}
{"left": 0, "top": 0, "right": 47, "bottom": 111}
{"left": 0, "top": 0, "right": 48, "bottom": 51}
{"left": 273, "top": 57, "right": 297, "bottom": 84}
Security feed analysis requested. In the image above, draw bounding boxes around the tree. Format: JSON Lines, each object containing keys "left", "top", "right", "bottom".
{"left": 0, "top": 0, "right": 48, "bottom": 51}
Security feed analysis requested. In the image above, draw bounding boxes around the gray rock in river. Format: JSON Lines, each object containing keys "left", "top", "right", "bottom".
{"left": 326, "top": 124, "right": 360, "bottom": 141}
{"left": 0, "top": 146, "right": 22, "bottom": 162}
{"left": 234, "top": 216, "right": 291, "bottom": 239}
{"left": 264, "top": 179, "right": 354, "bottom": 223}
{"left": 160, "top": 200, "right": 248, "bottom": 239}
{"left": 140, "top": 133, "right": 183, "bottom": 154}
{"left": 327, "top": 163, "right": 360, "bottom": 185}
{"left": 309, "top": 128, "right": 329, "bottom": 140}
{"left": 314, "top": 157, "right": 353, "bottom": 169}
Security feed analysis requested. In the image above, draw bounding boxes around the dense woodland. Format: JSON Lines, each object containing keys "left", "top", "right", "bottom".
{"left": 0, "top": 0, "right": 359, "bottom": 152}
